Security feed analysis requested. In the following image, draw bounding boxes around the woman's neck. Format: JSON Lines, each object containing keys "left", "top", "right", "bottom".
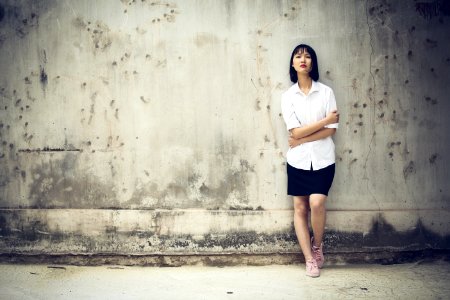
{"left": 297, "top": 75, "right": 312, "bottom": 94}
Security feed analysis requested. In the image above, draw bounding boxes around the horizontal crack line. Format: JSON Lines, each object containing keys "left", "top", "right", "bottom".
{"left": 17, "top": 148, "right": 81, "bottom": 153}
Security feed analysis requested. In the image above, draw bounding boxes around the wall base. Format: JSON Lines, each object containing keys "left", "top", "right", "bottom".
{"left": 1, "top": 249, "right": 449, "bottom": 267}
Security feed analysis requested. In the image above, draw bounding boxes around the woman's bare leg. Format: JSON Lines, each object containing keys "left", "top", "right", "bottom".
{"left": 293, "top": 196, "right": 313, "bottom": 260}
{"left": 309, "top": 193, "right": 327, "bottom": 246}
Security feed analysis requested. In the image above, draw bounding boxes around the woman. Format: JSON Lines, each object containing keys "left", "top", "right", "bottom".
{"left": 281, "top": 44, "right": 339, "bottom": 277}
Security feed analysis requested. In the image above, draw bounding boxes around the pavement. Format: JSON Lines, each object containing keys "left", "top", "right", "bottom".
{"left": 0, "top": 261, "right": 449, "bottom": 300}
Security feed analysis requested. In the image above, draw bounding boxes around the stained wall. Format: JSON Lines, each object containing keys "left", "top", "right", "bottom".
{"left": 0, "top": 0, "right": 449, "bottom": 258}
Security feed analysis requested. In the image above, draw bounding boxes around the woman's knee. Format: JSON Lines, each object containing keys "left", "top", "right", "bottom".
{"left": 310, "top": 204, "right": 325, "bottom": 215}
{"left": 293, "top": 198, "right": 309, "bottom": 216}
{"left": 294, "top": 205, "right": 309, "bottom": 217}
{"left": 309, "top": 196, "right": 326, "bottom": 212}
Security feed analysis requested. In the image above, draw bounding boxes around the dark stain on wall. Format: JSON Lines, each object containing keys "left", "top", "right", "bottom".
{"left": 27, "top": 153, "right": 119, "bottom": 209}
{"left": 18, "top": 147, "right": 81, "bottom": 153}
{"left": 0, "top": 212, "right": 448, "bottom": 256}
{"left": 39, "top": 66, "right": 48, "bottom": 88}
{"left": 402, "top": 161, "right": 416, "bottom": 180}
{"left": 0, "top": 215, "right": 7, "bottom": 235}
{"left": 72, "top": 16, "right": 112, "bottom": 52}
{"left": 0, "top": 2, "right": 41, "bottom": 38}
{"left": 0, "top": 214, "right": 65, "bottom": 244}
{"left": 72, "top": 16, "right": 86, "bottom": 29}
{"left": 429, "top": 153, "right": 438, "bottom": 164}
{"left": 425, "top": 38, "right": 438, "bottom": 48}
{"left": 390, "top": 109, "right": 408, "bottom": 130}
{"left": 195, "top": 231, "right": 296, "bottom": 250}
{"left": 0, "top": 4, "right": 5, "bottom": 23}
{"left": 416, "top": 1, "right": 450, "bottom": 19}
{"left": 88, "top": 92, "right": 97, "bottom": 125}
{"left": 424, "top": 96, "right": 438, "bottom": 105}
{"left": 325, "top": 215, "right": 450, "bottom": 252}
{"left": 128, "top": 159, "right": 255, "bottom": 209}
{"left": 367, "top": 0, "right": 394, "bottom": 27}
{"left": 195, "top": 159, "right": 255, "bottom": 209}
{"left": 90, "top": 21, "right": 112, "bottom": 51}
{"left": 128, "top": 182, "right": 186, "bottom": 209}
{"left": 255, "top": 98, "right": 261, "bottom": 111}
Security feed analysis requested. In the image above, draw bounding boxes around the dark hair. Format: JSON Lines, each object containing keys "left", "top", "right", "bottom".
{"left": 289, "top": 44, "right": 319, "bottom": 83}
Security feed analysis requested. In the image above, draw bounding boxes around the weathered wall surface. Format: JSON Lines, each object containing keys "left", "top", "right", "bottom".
{"left": 0, "top": 0, "right": 449, "bottom": 258}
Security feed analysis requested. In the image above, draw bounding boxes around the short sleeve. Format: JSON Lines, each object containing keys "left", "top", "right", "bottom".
{"left": 281, "top": 93, "right": 301, "bottom": 131}
{"left": 324, "top": 89, "right": 338, "bottom": 129}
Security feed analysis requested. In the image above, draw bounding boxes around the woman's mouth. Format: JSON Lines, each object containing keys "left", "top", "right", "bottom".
{"left": 300, "top": 64, "right": 307, "bottom": 68}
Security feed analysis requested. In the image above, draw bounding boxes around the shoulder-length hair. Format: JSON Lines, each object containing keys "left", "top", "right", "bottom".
{"left": 289, "top": 44, "right": 319, "bottom": 83}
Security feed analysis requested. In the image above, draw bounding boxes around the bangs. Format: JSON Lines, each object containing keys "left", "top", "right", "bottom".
{"left": 294, "top": 47, "right": 310, "bottom": 55}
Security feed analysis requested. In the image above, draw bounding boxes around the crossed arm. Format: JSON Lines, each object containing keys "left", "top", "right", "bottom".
{"left": 289, "top": 128, "right": 336, "bottom": 148}
{"left": 288, "top": 110, "right": 339, "bottom": 148}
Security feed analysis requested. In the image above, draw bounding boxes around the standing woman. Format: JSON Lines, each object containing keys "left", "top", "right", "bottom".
{"left": 281, "top": 44, "right": 339, "bottom": 277}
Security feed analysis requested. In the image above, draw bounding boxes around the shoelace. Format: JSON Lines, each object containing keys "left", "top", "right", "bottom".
{"left": 312, "top": 246, "right": 323, "bottom": 264}
{"left": 307, "top": 259, "right": 318, "bottom": 270}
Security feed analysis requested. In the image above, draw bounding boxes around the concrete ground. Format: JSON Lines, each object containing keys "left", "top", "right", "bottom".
{"left": 0, "top": 261, "right": 449, "bottom": 300}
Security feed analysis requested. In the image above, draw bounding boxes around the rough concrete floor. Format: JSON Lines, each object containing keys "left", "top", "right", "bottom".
{"left": 0, "top": 261, "right": 449, "bottom": 300}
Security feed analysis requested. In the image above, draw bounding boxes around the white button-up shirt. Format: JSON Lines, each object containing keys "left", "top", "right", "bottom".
{"left": 281, "top": 80, "right": 338, "bottom": 170}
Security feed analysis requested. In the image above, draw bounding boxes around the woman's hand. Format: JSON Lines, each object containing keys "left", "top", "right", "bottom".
{"left": 288, "top": 137, "right": 303, "bottom": 148}
{"left": 324, "top": 110, "right": 339, "bottom": 125}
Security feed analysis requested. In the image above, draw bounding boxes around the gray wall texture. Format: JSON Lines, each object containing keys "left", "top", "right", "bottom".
{"left": 0, "top": 0, "right": 449, "bottom": 259}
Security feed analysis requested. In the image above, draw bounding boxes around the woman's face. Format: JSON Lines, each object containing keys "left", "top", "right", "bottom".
{"left": 292, "top": 49, "right": 312, "bottom": 76}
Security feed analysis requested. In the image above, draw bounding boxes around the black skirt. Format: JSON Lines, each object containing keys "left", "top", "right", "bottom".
{"left": 287, "top": 163, "right": 335, "bottom": 196}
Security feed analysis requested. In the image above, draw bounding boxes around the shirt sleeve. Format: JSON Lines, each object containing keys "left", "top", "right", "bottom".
{"left": 281, "top": 93, "right": 301, "bottom": 131}
{"left": 324, "top": 88, "right": 338, "bottom": 129}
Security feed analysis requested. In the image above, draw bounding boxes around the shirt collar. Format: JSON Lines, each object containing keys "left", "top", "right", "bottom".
{"left": 294, "top": 80, "right": 319, "bottom": 95}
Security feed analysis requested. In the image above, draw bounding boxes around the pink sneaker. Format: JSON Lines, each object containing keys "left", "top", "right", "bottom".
{"left": 305, "top": 259, "right": 320, "bottom": 277}
{"left": 311, "top": 237, "right": 324, "bottom": 269}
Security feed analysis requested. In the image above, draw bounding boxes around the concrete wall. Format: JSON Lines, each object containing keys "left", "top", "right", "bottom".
{"left": 0, "top": 0, "right": 449, "bottom": 259}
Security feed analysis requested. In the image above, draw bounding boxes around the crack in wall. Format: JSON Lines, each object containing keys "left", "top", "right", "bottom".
{"left": 365, "top": 0, "right": 377, "bottom": 98}
{"left": 364, "top": 0, "right": 381, "bottom": 211}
